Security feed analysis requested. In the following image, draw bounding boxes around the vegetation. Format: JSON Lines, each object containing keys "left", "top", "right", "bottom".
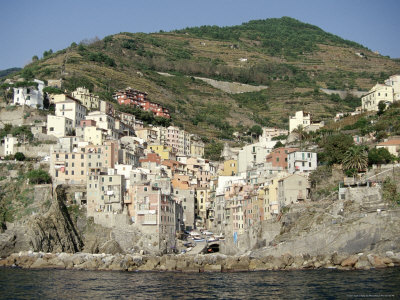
{"left": 26, "top": 169, "right": 52, "bottom": 184}
{"left": 341, "top": 146, "right": 368, "bottom": 172}
{"left": 14, "top": 152, "right": 26, "bottom": 161}
{"left": 382, "top": 177, "right": 400, "bottom": 205}
{"left": 318, "top": 134, "right": 354, "bottom": 166}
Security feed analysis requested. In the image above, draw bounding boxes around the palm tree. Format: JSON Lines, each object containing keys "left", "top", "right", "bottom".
{"left": 342, "top": 146, "right": 368, "bottom": 173}
{"left": 292, "top": 125, "right": 309, "bottom": 149}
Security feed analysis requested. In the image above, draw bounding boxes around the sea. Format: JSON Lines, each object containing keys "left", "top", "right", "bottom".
{"left": 0, "top": 267, "right": 399, "bottom": 299}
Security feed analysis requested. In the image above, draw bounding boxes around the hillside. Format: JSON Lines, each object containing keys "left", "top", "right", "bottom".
{"left": 2, "top": 17, "right": 400, "bottom": 141}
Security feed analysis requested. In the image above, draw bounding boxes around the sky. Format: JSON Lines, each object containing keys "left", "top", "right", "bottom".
{"left": 1, "top": 0, "right": 399, "bottom": 70}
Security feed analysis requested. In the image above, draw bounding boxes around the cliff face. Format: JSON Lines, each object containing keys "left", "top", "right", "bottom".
{"left": 27, "top": 185, "right": 84, "bottom": 253}
{"left": 0, "top": 185, "right": 84, "bottom": 257}
{"left": 250, "top": 186, "right": 400, "bottom": 258}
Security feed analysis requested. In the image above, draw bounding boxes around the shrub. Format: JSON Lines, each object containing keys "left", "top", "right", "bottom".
{"left": 14, "top": 152, "right": 25, "bottom": 161}
{"left": 26, "top": 169, "right": 52, "bottom": 184}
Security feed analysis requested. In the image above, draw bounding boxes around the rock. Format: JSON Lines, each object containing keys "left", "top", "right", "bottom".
{"left": 281, "top": 253, "right": 294, "bottom": 267}
{"left": 176, "top": 259, "right": 188, "bottom": 271}
{"left": 138, "top": 256, "right": 159, "bottom": 271}
{"left": 386, "top": 251, "right": 394, "bottom": 258}
{"left": 367, "top": 255, "right": 387, "bottom": 268}
{"left": 331, "top": 252, "right": 347, "bottom": 265}
{"left": 99, "top": 240, "right": 124, "bottom": 255}
{"left": 224, "top": 256, "right": 249, "bottom": 271}
{"left": 204, "top": 264, "right": 221, "bottom": 272}
{"left": 28, "top": 186, "right": 83, "bottom": 253}
{"left": 0, "top": 233, "right": 17, "bottom": 258}
{"left": 341, "top": 255, "right": 358, "bottom": 267}
{"left": 249, "top": 258, "right": 266, "bottom": 271}
{"left": 313, "top": 261, "right": 322, "bottom": 268}
{"left": 354, "top": 259, "right": 371, "bottom": 270}
{"left": 164, "top": 258, "right": 177, "bottom": 271}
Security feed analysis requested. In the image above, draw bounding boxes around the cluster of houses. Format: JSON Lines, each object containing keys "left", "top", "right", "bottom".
{"left": 3, "top": 74, "right": 400, "bottom": 252}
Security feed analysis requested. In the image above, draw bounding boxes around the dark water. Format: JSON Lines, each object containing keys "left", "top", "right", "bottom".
{"left": 0, "top": 268, "right": 399, "bottom": 299}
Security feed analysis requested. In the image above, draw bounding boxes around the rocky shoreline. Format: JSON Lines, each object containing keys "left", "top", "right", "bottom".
{"left": 1, "top": 251, "right": 399, "bottom": 272}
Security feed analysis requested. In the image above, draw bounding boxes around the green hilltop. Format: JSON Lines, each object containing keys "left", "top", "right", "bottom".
{"left": 2, "top": 17, "right": 400, "bottom": 141}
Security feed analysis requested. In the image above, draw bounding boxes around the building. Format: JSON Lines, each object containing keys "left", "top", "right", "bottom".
{"left": 85, "top": 111, "right": 117, "bottom": 139}
{"left": 113, "top": 87, "right": 170, "bottom": 118}
{"left": 12, "top": 79, "right": 44, "bottom": 109}
{"left": 72, "top": 87, "right": 100, "bottom": 111}
{"left": 190, "top": 136, "right": 205, "bottom": 158}
{"left": 262, "top": 127, "right": 289, "bottom": 139}
{"left": 287, "top": 151, "right": 317, "bottom": 174}
{"left": 55, "top": 96, "right": 87, "bottom": 127}
{"left": 277, "top": 174, "right": 310, "bottom": 208}
{"left": 289, "top": 111, "right": 323, "bottom": 133}
{"left": 165, "top": 126, "right": 191, "bottom": 155}
{"left": 87, "top": 169, "right": 125, "bottom": 217}
{"left": 385, "top": 74, "right": 400, "bottom": 101}
{"left": 361, "top": 83, "right": 394, "bottom": 112}
{"left": 376, "top": 139, "right": 400, "bottom": 156}
{"left": 148, "top": 144, "right": 175, "bottom": 160}
{"left": 128, "top": 183, "right": 177, "bottom": 251}
{"left": 47, "top": 115, "right": 74, "bottom": 138}
{"left": 3, "top": 135, "right": 18, "bottom": 156}
{"left": 266, "top": 147, "right": 299, "bottom": 170}
{"left": 221, "top": 159, "right": 238, "bottom": 176}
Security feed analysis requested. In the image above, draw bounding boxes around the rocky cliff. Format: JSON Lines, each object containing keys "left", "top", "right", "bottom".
{"left": 27, "top": 185, "right": 84, "bottom": 253}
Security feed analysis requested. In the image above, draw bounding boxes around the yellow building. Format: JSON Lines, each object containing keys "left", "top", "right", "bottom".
{"left": 84, "top": 126, "right": 107, "bottom": 146}
{"left": 190, "top": 138, "right": 205, "bottom": 158}
{"left": 148, "top": 144, "right": 174, "bottom": 160}
{"left": 221, "top": 159, "right": 238, "bottom": 176}
{"left": 72, "top": 87, "right": 100, "bottom": 111}
{"left": 262, "top": 179, "right": 279, "bottom": 220}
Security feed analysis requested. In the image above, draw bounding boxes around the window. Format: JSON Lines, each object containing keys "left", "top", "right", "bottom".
{"left": 144, "top": 187, "right": 147, "bottom": 191}
{"left": 71, "top": 171, "right": 74, "bottom": 175}
{"left": 276, "top": 158, "right": 279, "bottom": 162}
{"left": 81, "top": 162, "right": 84, "bottom": 167}
{"left": 49, "top": 127, "right": 54, "bottom": 131}
{"left": 72, "top": 154, "right": 75, "bottom": 159}
{"left": 66, "top": 154, "right": 69, "bottom": 159}
{"left": 66, "top": 171, "right": 68, "bottom": 175}
{"left": 109, "top": 177, "right": 112, "bottom": 182}
{"left": 81, "top": 171, "right": 84, "bottom": 175}
{"left": 72, "top": 163, "right": 74, "bottom": 167}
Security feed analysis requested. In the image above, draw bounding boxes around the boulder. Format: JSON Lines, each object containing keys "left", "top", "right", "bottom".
{"left": 138, "top": 256, "right": 159, "bottom": 271}
{"left": 99, "top": 240, "right": 124, "bottom": 255}
{"left": 331, "top": 252, "right": 347, "bottom": 265}
{"left": 367, "top": 255, "right": 387, "bottom": 268}
{"left": 341, "top": 255, "right": 358, "bottom": 267}
{"left": 354, "top": 259, "right": 371, "bottom": 270}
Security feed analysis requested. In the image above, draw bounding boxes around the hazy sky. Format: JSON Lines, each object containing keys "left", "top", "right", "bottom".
{"left": 1, "top": 0, "right": 399, "bottom": 70}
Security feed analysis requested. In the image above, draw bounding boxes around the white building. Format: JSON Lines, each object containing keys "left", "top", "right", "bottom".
{"left": 55, "top": 97, "right": 87, "bottom": 127}
{"left": 289, "top": 111, "right": 311, "bottom": 133}
{"left": 85, "top": 111, "right": 118, "bottom": 139}
{"left": 237, "top": 139, "right": 277, "bottom": 174}
{"left": 47, "top": 115, "right": 74, "bottom": 138}
{"left": 3, "top": 135, "right": 18, "bottom": 155}
{"left": 361, "top": 83, "right": 394, "bottom": 112}
{"left": 287, "top": 151, "right": 317, "bottom": 174}
{"left": 384, "top": 74, "right": 400, "bottom": 101}
{"left": 12, "top": 79, "right": 44, "bottom": 109}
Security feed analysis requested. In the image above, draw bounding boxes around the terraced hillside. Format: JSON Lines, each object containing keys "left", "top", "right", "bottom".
{"left": 2, "top": 17, "right": 400, "bottom": 141}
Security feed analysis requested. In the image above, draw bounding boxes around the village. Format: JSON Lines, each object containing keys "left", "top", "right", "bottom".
{"left": 1, "top": 74, "right": 400, "bottom": 254}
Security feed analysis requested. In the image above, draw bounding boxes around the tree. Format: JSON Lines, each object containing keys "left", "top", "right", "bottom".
{"left": 14, "top": 152, "right": 25, "bottom": 161}
{"left": 273, "top": 141, "right": 284, "bottom": 149}
{"left": 368, "top": 147, "right": 393, "bottom": 166}
{"left": 26, "top": 169, "right": 52, "bottom": 184}
{"left": 292, "top": 125, "right": 309, "bottom": 149}
{"left": 342, "top": 146, "right": 368, "bottom": 172}
{"left": 32, "top": 55, "right": 39, "bottom": 62}
{"left": 319, "top": 134, "right": 354, "bottom": 165}
{"left": 378, "top": 101, "right": 386, "bottom": 116}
